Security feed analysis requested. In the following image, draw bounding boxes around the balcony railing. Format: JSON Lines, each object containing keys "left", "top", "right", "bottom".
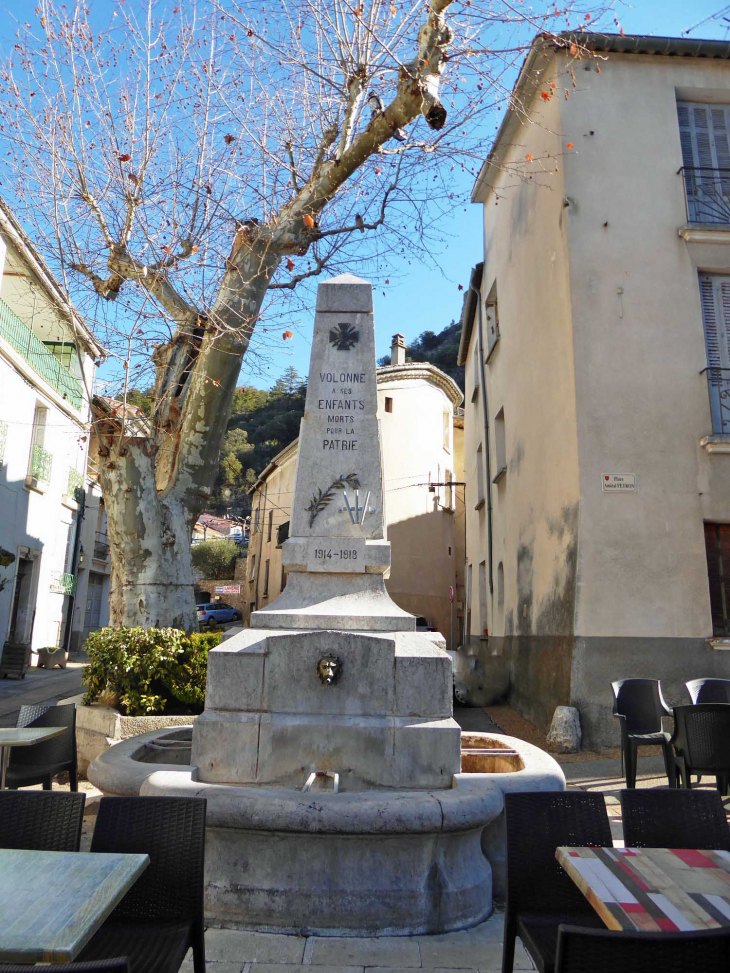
{"left": 702, "top": 367, "right": 730, "bottom": 434}
{"left": 680, "top": 167, "right": 730, "bottom": 225}
{"left": 67, "top": 468, "right": 85, "bottom": 503}
{"left": 0, "top": 298, "right": 83, "bottom": 410}
{"left": 94, "top": 530, "right": 110, "bottom": 561}
{"left": 50, "top": 571, "right": 77, "bottom": 595}
{"left": 29, "top": 443, "right": 52, "bottom": 483}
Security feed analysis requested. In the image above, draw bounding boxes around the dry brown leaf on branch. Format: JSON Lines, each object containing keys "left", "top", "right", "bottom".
{"left": 302, "top": 214, "right": 315, "bottom": 229}
{"left": 118, "top": 153, "right": 131, "bottom": 161}
{"left": 285, "top": 257, "right": 295, "bottom": 271}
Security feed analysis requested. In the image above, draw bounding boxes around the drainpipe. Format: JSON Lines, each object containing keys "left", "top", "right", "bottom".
{"left": 254, "top": 483, "right": 267, "bottom": 610}
{"left": 470, "top": 282, "right": 494, "bottom": 596}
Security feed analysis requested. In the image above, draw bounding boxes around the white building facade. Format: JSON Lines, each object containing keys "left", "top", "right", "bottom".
{"left": 457, "top": 32, "right": 730, "bottom": 747}
{"left": 0, "top": 201, "right": 103, "bottom": 662}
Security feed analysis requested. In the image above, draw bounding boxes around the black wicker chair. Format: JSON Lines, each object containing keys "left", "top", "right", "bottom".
{"left": 6, "top": 703, "right": 77, "bottom": 791}
{"left": 555, "top": 924, "right": 730, "bottom": 972}
{"left": 620, "top": 788, "right": 730, "bottom": 850}
{"left": 78, "top": 796, "right": 206, "bottom": 973}
{"left": 671, "top": 704, "right": 730, "bottom": 793}
{"left": 0, "top": 962, "right": 128, "bottom": 973}
{"left": 502, "top": 791, "right": 613, "bottom": 973}
{"left": 687, "top": 678, "right": 730, "bottom": 704}
{"left": 611, "top": 679, "right": 675, "bottom": 788}
{"left": 0, "top": 790, "right": 86, "bottom": 851}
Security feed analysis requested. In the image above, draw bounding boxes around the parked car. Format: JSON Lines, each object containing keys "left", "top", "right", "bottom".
{"left": 196, "top": 602, "right": 242, "bottom": 626}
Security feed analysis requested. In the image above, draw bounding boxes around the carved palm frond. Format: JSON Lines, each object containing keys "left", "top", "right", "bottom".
{"left": 305, "top": 472, "right": 360, "bottom": 527}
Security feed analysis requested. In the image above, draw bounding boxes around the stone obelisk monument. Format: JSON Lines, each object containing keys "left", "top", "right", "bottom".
{"left": 192, "top": 273, "right": 461, "bottom": 790}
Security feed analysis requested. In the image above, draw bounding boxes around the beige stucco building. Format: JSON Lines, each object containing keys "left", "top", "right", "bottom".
{"left": 457, "top": 32, "right": 730, "bottom": 747}
{"left": 245, "top": 337, "right": 465, "bottom": 648}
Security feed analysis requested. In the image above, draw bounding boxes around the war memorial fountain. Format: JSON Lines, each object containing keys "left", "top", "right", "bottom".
{"left": 89, "top": 274, "right": 564, "bottom": 936}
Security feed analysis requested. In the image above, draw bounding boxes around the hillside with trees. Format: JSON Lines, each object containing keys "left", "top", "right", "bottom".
{"left": 378, "top": 321, "right": 463, "bottom": 392}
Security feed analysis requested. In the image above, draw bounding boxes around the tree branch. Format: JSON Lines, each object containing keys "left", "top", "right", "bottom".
{"left": 286, "top": 142, "right": 301, "bottom": 194}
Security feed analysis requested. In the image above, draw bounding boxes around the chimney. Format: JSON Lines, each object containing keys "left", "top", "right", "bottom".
{"left": 391, "top": 333, "right": 406, "bottom": 365}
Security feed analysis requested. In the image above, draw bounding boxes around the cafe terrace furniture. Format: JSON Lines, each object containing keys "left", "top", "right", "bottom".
{"left": 78, "top": 796, "right": 206, "bottom": 973}
{"left": 687, "top": 678, "right": 730, "bottom": 705}
{"left": 0, "top": 643, "right": 29, "bottom": 680}
{"left": 0, "top": 790, "right": 86, "bottom": 851}
{"left": 556, "top": 846, "right": 730, "bottom": 932}
{"left": 501, "top": 791, "right": 612, "bottom": 973}
{"left": 620, "top": 789, "right": 730, "bottom": 851}
{"left": 671, "top": 704, "right": 730, "bottom": 793}
{"left": 6, "top": 703, "right": 78, "bottom": 791}
{"left": 0, "top": 848, "right": 148, "bottom": 963}
{"left": 554, "top": 924, "right": 730, "bottom": 973}
{"left": 0, "top": 727, "right": 67, "bottom": 790}
{"left": 611, "top": 679, "right": 675, "bottom": 789}
{"left": 0, "top": 960, "right": 129, "bottom": 973}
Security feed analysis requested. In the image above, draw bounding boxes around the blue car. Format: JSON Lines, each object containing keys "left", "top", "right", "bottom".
{"left": 196, "top": 602, "right": 241, "bottom": 626}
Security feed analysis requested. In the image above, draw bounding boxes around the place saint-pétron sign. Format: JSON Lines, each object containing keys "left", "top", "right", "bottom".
{"left": 602, "top": 473, "right": 637, "bottom": 493}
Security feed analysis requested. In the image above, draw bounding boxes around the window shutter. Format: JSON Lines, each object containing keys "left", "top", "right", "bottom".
{"left": 677, "top": 103, "right": 697, "bottom": 168}
{"left": 700, "top": 275, "right": 722, "bottom": 370}
{"left": 699, "top": 275, "right": 730, "bottom": 433}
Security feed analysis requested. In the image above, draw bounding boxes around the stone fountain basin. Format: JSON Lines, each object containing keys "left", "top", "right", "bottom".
{"left": 88, "top": 725, "right": 564, "bottom": 935}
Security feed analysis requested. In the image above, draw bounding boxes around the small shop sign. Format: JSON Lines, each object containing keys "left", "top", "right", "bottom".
{"left": 602, "top": 473, "right": 637, "bottom": 493}
{"left": 215, "top": 584, "right": 241, "bottom": 594}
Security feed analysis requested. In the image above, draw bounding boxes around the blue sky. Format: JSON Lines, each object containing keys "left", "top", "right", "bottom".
{"left": 2, "top": 0, "right": 729, "bottom": 390}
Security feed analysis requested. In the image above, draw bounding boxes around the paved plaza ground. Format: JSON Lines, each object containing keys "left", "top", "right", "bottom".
{"left": 1, "top": 665, "right": 725, "bottom": 973}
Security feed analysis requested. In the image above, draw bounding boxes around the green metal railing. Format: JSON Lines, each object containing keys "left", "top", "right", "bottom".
{"left": 30, "top": 443, "right": 52, "bottom": 483}
{"left": 0, "top": 298, "right": 83, "bottom": 410}
{"left": 50, "top": 571, "right": 77, "bottom": 596}
{"left": 67, "top": 467, "right": 84, "bottom": 503}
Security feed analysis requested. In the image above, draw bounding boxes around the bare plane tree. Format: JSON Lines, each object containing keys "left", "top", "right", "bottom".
{"left": 0, "top": 0, "right": 599, "bottom": 630}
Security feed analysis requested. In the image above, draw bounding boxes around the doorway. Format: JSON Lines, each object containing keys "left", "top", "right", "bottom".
{"left": 83, "top": 572, "right": 104, "bottom": 639}
{"left": 8, "top": 557, "right": 35, "bottom": 643}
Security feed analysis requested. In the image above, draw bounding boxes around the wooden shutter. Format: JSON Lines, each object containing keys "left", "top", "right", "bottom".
{"left": 698, "top": 275, "right": 730, "bottom": 433}
{"left": 677, "top": 102, "right": 730, "bottom": 221}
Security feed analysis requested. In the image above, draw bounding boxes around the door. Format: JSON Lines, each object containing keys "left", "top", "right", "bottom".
{"left": 83, "top": 572, "right": 104, "bottom": 638}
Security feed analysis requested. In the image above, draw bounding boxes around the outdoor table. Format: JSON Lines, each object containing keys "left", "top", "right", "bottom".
{"left": 0, "top": 727, "right": 67, "bottom": 789}
{"left": 0, "top": 848, "right": 149, "bottom": 962}
{"left": 556, "top": 845, "right": 730, "bottom": 932}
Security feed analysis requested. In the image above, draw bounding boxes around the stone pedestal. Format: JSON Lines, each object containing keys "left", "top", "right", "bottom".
{"left": 192, "top": 273, "right": 461, "bottom": 795}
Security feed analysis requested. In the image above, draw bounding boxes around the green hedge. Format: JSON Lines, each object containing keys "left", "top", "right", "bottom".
{"left": 82, "top": 627, "right": 222, "bottom": 716}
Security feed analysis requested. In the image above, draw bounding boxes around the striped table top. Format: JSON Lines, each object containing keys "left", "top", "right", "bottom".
{"left": 557, "top": 845, "right": 730, "bottom": 932}
{"left": 0, "top": 848, "right": 149, "bottom": 962}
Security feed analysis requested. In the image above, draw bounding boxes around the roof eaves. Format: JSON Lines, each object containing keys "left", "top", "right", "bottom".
{"left": 472, "top": 31, "right": 730, "bottom": 206}
{"left": 0, "top": 197, "right": 105, "bottom": 359}
{"left": 456, "top": 263, "right": 484, "bottom": 366}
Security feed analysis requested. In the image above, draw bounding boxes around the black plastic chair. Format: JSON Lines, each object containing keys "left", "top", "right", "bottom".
{"left": 0, "top": 790, "right": 86, "bottom": 851}
{"left": 620, "top": 788, "right": 730, "bottom": 850}
{"left": 78, "top": 796, "right": 206, "bottom": 973}
{"left": 502, "top": 791, "right": 613, "bottom": 973}
{"left": 671, "top": 704, "right": 730, "bottom": 793}
{"left": 611, "top": 679, "right": 675, "bottom": 788}
{"left": 0, "top": 962, "right": 128, "bottom": 973}
{"left": 687, "top": 678, "right": 730, "bottom": 704}
{"left": 555, "top": 924, "right": 730, "bottom": 972}
{"left": 6, "top": 703, "right": 78, "bottom": 791}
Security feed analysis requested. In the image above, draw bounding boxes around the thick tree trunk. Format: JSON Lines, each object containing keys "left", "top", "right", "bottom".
{"left": 96, "top": 246, "right": 278, "bottom": 631}
{"left": 100, "top": 439, "right": 198, "bottom": 630}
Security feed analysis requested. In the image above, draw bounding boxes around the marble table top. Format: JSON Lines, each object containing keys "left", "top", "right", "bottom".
{"left": 0, "top": 727, "right": 67, "bottom": 747}
{"left": 557, "top": 845, "right": 730, "bottom": 932}
{"left": 0, "top": 848, "right": 149, "bottom": 962}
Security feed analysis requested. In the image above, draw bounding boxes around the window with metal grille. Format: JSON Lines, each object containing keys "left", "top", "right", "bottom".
{"left": 267, "top": 509, "right": 273, "bottom": 543}
{"left": 263, "top": 558, "right": 270, "bottom": 598}
{"left": 704, "top": 523, "right": 730, "bottom": 636}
